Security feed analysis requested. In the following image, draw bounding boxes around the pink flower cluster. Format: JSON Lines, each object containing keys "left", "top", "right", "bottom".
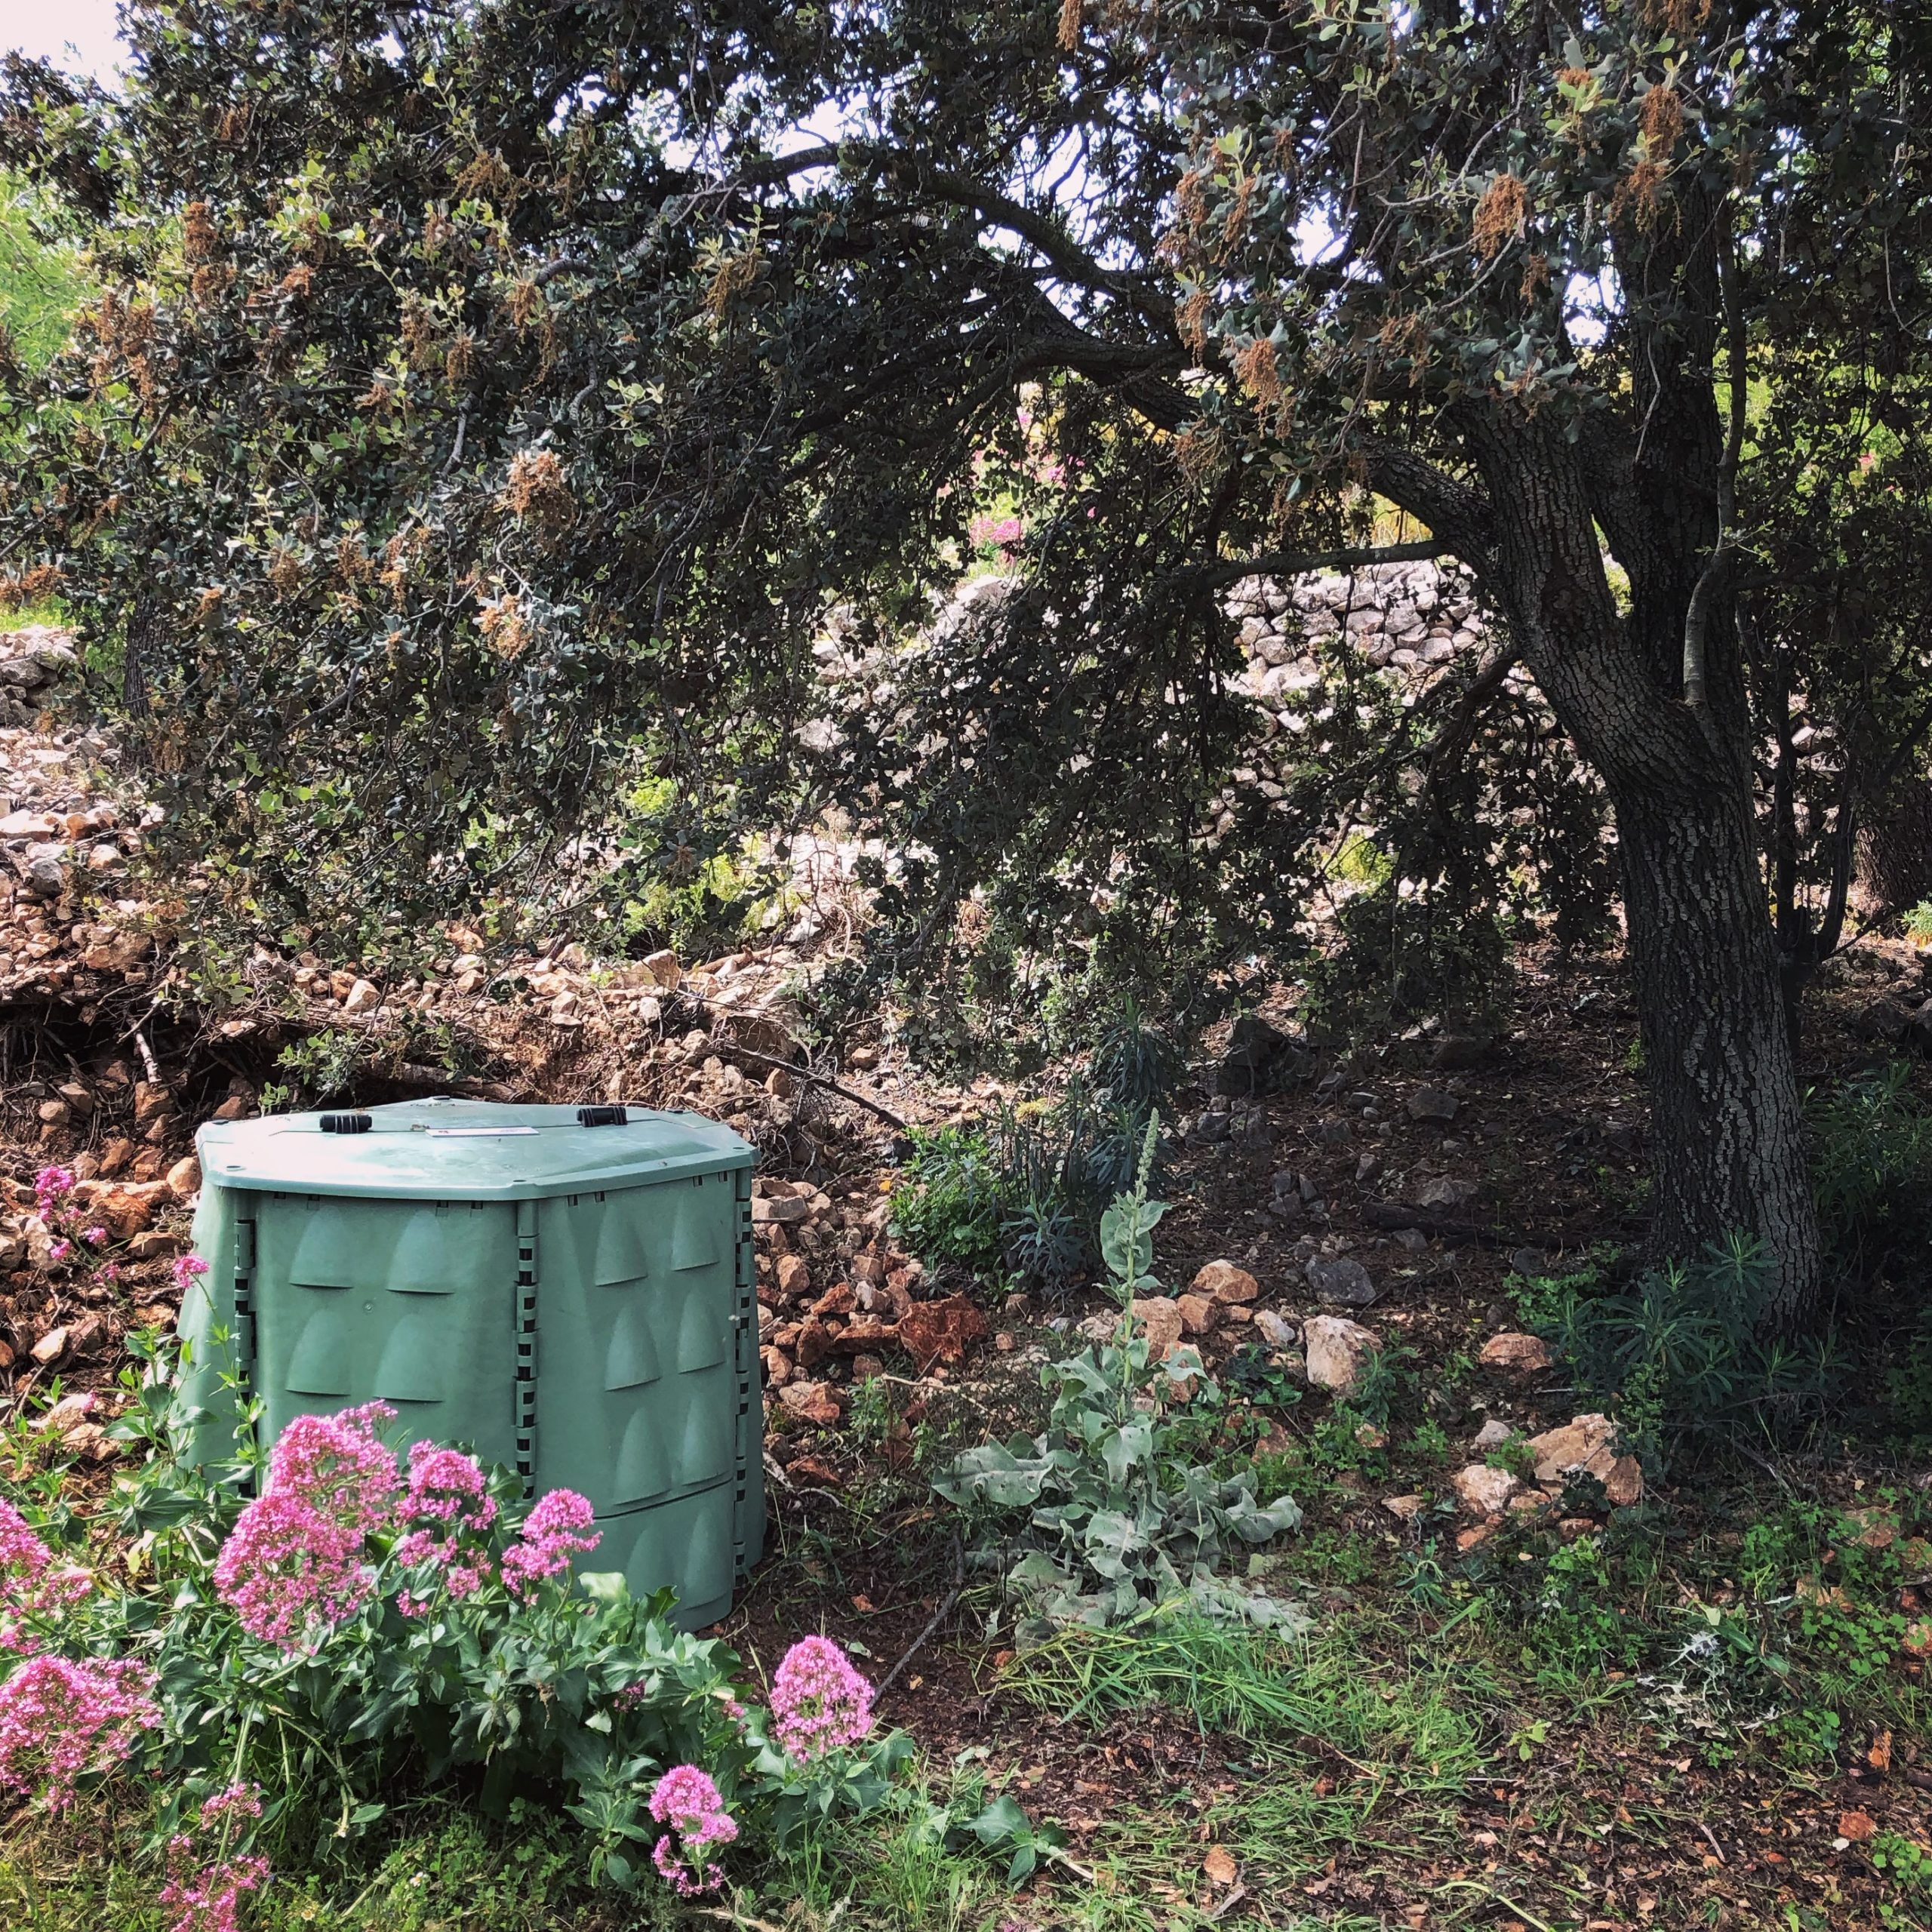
{"left": 214, "top": 1402, "right": 401, "bottom": 1647}
{"left": 0, "top": 1499, "right": 90, "bottom": 1657}
{"left": 33, "top": 1164, "right": 118, "bottom": 1287}
{"left": 648, "top": 1764, "right": 737, "bottom": 1895}
{"left": 500, "top": 1487, "right": 599, "bottom": 1599}
{"left": 770, "top": 1636, "right": 874, "bottom": 1762}
{"left": 172, "top": 1253, "right": 211, "bottom": 1295}
{"left": 394, "top": 1443, "right": 497, "bottom": 1611}
{"left": 160, "top": 1782, "right": 271, "bottom": 1932}
{"left": 0, "top": 1653, "right": 159, "bottom": 1810}
{"left": 968, "top": 512, "right": 1024, "bottom": 554}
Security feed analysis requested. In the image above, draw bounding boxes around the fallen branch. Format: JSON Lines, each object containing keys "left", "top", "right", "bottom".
{"left": 712, "top": 1039, "right": 911, "bottom": 1132}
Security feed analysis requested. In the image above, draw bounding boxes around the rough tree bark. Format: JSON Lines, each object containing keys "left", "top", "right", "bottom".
{"left": 1434, "top": 408, "right": 1823, "bottom": 1327}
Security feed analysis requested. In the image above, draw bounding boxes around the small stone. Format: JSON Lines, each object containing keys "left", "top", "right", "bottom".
{"left": 1527, "top": 1413, "right": 1618, "bottom": 1484}
{"left": 133, "top": 1082, "right": 174, "bottom": 1127}
{"left": 1303, "top": 1315, "right": 1380, "bottom": 1394}
{"left": 642, "top": 949, "right": 681, "bottom": 988}
{"left": 1131, "top": 1295, "right": 1185, "bottom": 1355}
{"left": 1354, "top": 1421, "right": 1387, "bottom": 1450}
{"left": 1078, "top": 1312, "right": 1118, "bottom": 1343}
{"left": 774, "top": 1253, "right": 812, "bottom": 1300}
{"left": 1175, "top": 1293, "right": 1218, "bottom": 1337}
{"left": 165, "top": 1155, "right": 202, "bottom": 1199}
{"left": 1192, "top": 1259, "right": 1260, "bottom": 1305}
{"left": 1470, "top": 1417, "right": 1517, "bottom": 1451}
{"left": 897, "top": 1295, "right": 988, "bottom": 1367}
{"left": 1602, "top": 1455, "right": 1644, "bottom": 1508}
{"left": 37, "top": 1099, "right": 69, "bottom": 1127}
{"left": 1407, "top": 1086, "right": 1460, "bottom": 1123}
{"left": 761, "top": 1345, "right": 792, "bottom": 1387}
{"left": 30, "top": 1326, "right": 67, "bottom": 1365}
{"left": 128, "top": 1229, "right": 181, "bottom": 1260}
{"left": 994, "top": 1331, "right": 1017, "bottom": 1352}
{"left": 1479, "top": 1332, "right": 1552, "bottom": 1371}
{"left": 1253, "top": 1309, "right": 1299, "bottom": 1349}
{"left": 1306, "top": 1255, "right": 1377, "bottom": 1308}
{"left": 1382, "top": 1494, "right": 1427, "bottom": 1522}
{"left": 1453, "top": 1462, "right": 1520, "bottom": 1517}
{"left": 341, "top": 977, "right": 381, "bottom": 1014}
{"left": 1355, "top": 1152, "right": 1380, "bottom": 1183}
{"left": 777, "top": 1380, "right": 843, "bottom": 1426}
{"left": 765, "top": 1067, "right": 795, "bottom": 1099}
{"left": 851, "top": 1353, "right": 887, "bottom": 1383}
{"left": 1413, "top": 1176, "right": 1479, "bottom": 1210}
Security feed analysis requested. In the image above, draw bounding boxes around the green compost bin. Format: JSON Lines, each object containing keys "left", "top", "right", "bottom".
{"left": 177, "top": 1097, "right": 761, "bottom": 1627}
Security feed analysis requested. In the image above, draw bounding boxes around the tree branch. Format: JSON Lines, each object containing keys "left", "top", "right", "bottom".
{"left": 1683, "top": 207, "right": 1746, "bottom": 715}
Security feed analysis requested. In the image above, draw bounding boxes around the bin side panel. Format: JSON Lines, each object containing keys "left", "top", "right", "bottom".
{"left": 177, "top": 1183, "right": 244, "bottom": 1467}
{"left": 591, "top": 1488, "right": 738, "bottom": 1632}
{"left": 535, "top": 1173, "right": 737, "bottom": 1526}
{"left": 252, "top": 1196, "right": 518, "bottom": 1465}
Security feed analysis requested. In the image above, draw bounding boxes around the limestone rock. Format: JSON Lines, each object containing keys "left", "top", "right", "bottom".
{"left": 1478, "top": 1331, "right": 1552, "bottom": 1371}
{"left": 1303, "top": 1315, "right": 1380, "bottom": 1395}
{"left": 1130, "top": 1295, "right": 1185, "bottom": 1355}
{"left": 1453, "top": 1462, "right": 1520, "bottom": 1516}
{"left": 1406, "top": 1086, "right": 1460, "bottom": 1123}
{"left": 1253, "top": 1309, "right": 1299, "bottom": 1350}
{"left": 1192, "top": 1259, "right": 1260, "bottom": 1305}
{"left": 1412, "top": 1176, "right": 1479, "bottom": 1211}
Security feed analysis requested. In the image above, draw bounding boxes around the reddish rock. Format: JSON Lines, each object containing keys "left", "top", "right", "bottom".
{"left": 897, "top": 1295, "right": 989, "bottom": 1367}
{"left": 165, "top": 1155, "right": 202, "bottom": 1200}
{"left": 810, "top": 1281, "right": 857, "bottom": 1318}
{"left": 1192, "top": 1259, "right": 1260, "bottom": 1305}
{"left": 777, "top": 1380, "right": 843, "bottom": 1426}
{"left": 72, "top": 1179, "right": 172, "bottom": 1238}
{"left": 774, "top": 1253, "right": 812, "bottom": 1300}
{"left": 1131, "top": 1296, "right": 1185, "bottom": 1355}
{"left": 787, "top": 1454, "right": 841, "bottom": 1489}
{"left": 833, "top": 1315, "right": 897, "bottom": 1354}
{"left": 1601, "top": 1455, "right": 1644, "bottom": 1508}
{"left": 796, "top": 1318, "right": 841, "bottom": 1371}
{"left": 1176, "top": 1292, "right": 1219, "bottom": 1337}
{"left": 760, "top": 1345, "right": 793, "bottom": 1387}
{"left": 1479, "top": 1331, "right": 1552, "bottom": 1370}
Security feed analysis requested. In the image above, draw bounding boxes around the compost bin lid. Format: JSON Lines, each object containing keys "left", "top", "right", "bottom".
{"left": 195, "top": 1099, "right": 754, "bottom": 1201}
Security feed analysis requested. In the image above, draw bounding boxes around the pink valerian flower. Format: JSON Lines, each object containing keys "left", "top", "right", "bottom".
{"left": 0, "top": 1654, "right": 159, "bottom": 1810}
{"left": 500, "top": 1487, "right": 599, "bottom": 1599}
{"left": 770, "top": 1636, "right": 875, "bottom": 1761}
{"left": 648, "top": 1764, "right": 737, "bottom": 1896}
{"left": 214, "top": 1403, "right": 400, "bottom": 1647}
{"left": 32, "top": 1165, "right": 75, "bottom": 1214}
{"left": 0, "top": 1499, "right": 91, "bottom": 1657}
{"left": 392, "top": 1444, "right": 497, "bottom": 1611}
{"left": 160, "top": 1781, "right": 272, "bottom": 1932}
{"left": 171, "top": 1254, "right": 210, "bottom": 1294}
{"left": 968, "top": 512, "right": 1024, "bottom": 554}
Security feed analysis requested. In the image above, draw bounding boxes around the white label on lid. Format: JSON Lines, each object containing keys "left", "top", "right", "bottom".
{"left": 422, "top": 1127, "right": 540, "bottom": 1137}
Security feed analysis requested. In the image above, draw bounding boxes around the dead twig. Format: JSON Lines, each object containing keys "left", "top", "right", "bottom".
{"left": 712, "top": 1039, "right": 910, "bottom": 1132}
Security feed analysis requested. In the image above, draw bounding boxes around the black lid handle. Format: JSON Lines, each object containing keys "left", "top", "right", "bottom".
{"left": 577, "top": 1104, "right": 629, "bottom": 1127}
{"left": 319, "top": 1112, "right": 373, "bottom": 1134}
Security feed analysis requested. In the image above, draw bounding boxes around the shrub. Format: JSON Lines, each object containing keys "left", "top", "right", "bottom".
{"left": 1521, "top": 1235, "right": 1834, "bottom": 1471}
{"left": 1810, "top": 1061, "right": 1932, "bottom": 1288}
{"left": 0, "top": 1388, "right": 905, "bottom": 1906}
{"left": 934, "top": 1123, "right": 1303, "bottom": 1636}
{"left": 891, "top": 1011, "right": 1177, "bottom": 1296}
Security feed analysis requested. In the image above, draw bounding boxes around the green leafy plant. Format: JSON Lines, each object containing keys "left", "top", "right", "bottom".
{"left": 1810, "top": 1063, "right": 1932, "bottom": 1288}
{"left": 1, "top": 1358, "right": 905, "bottom": 1904}
{"left": 1526, "top": 1235, "right": 1834, "bottom": 1472}
{"left": 934, "top": 1120, "right": 1303, "bottom": 1635}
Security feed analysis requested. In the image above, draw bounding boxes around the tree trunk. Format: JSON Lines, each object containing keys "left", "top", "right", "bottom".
{"left": 1613, "top": 779, "right": 1823, "bottom": 1325}
{"left": 1451, "top": 408, "right": 1823, "bottom": 1327}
